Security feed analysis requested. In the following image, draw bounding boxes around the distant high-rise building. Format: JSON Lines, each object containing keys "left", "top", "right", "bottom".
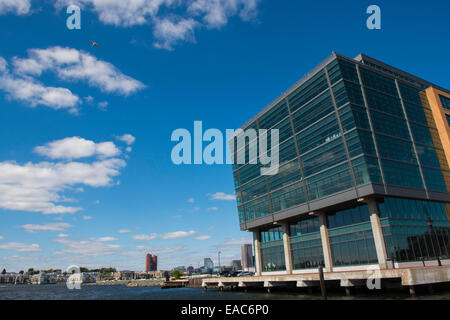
{"left": 145, "top": 253, "right": 151, "bottom": 272}
{"left": 241, "top": 244, "right": 254, "bottom": 271}
{"left": 145, "top": 253, "right": 158, "bottom": 272}
{"left": 230, "top": 260, "right": 242, "bottom": 271}
{"left": 204, "top": 258, "right": 214, "bottom": 270}
{"left": 151, "top": 255, "right": 158, "bottom": 271}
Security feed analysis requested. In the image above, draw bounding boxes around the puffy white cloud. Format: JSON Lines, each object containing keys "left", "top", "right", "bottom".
{"left": 57, "top": 233, "right": 69, "bottom": 238}
{"left": 0, "top": 242, "right": 40, "bottom": 252}
{"left": 12, "top": 46, "right": 145, "bottom": 96}
{"left": 54, "top": 0, "right": 260, "bottom": 50}
{"left": 19, "top": 222, "right": 72, "bottom": 233}
{"left": 152, "top": 17, "right": 198, "bottom": 50}
{"left": 187, "top": 197, "right": 195, "bottom": 203}
{"left": 82, "top": 216, "right": 93, "bottom": 220}
{"left": 34, "top": 137, "right": 121, "bottom": 160}
{"left": 0, "top": 139, "right": 127, "bottom": 214}
{"left": 56, "top": 0, "right": 173, "bottom": 27}
{"left": 0, "top": 0, "right": 31, "bottom": 15}
{"left": 160, "top": 230, "right": 196, "bottom": 239}
{"left": 118, "top": 229, "right": 132, "bottom": 233}
{"left": 0, "top": 66, "right": 80, "bottom": 112}
{"left": 188, "top": 0, "right": 259, "bottom": 29}
{"left": 209, "top": 192, "right": 235, "bottom": 201}
{"left": 96, "top": 237, "right": 118, "bottom": 242}
{"left": 116, "top": 134, "right": 136, "bottom": 146}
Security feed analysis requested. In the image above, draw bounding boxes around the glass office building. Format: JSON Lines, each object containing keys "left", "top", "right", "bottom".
{"left": 231, "top": 53, "right": 450, "bottom": 274}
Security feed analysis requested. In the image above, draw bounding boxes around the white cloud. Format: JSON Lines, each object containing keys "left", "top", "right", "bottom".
{"left": 0, "top": 242, "right": 40, "bottom": 252}
{"left": 12, "top": 46, "right": 145, "bottom": 96}
{"left": 116, "top": 134, "right": 136, "bottom": 146}
{"left": 152, "top": 17, "right": 198, "bottom": 50}
{"left": 188, "top": 0, "right": 260, "bottom": 29}
{"left": 82, "top": 216, "right": 93, "bottom": 220}
{"left": 0, "top": 236, "right": 3, "bottom": 240}
{"left": 132, "top": 234, "right": 158, "bottom": 240}
{"left": 187, "top": 197, "right": 195, "bottom": 203}
{"left": 207, "top": 206, "right": 218, "bottom": 211}
{"left": 54, "top": 0, "right": 260, "bottom": 50}
{"left": 56, "top": 0, "right": 172, "bottom": 27}
{"left": 160, "top": 230, "right": 196, "bottom": 239}
{"left": 0, "top": 139, "right": 127, "bottom": 214}
{"left": 96, "top": 237, "right": 118, "bottom": 242}
{"left": 196, "top": 235, "right": 212, "bottom": 240}
{"left": 132, "top": 230, "right": 197, "bottom": 240}
{"left": 209, "top": 192, "right": 235, "bottom": 201}
{"left": 54, "top": 237, "right": 121, "bottom": 257}
{"left": 118, "top": 229, "right": 132, "bottom": 233}
{"left": 57, "top": 233, "right": 69, "bottom": 238}
{"left": 0, "top": 62, "right": 80, "bottom": 112}
{"left": 0, "top": 0, "right": 31, "bottom": 15}
{"left": 19, "top": 222, "right": 72, "bottom": 233}
{"left": 222, "top": 237, "right": 252, "bottom": 245}
{"left": 34, "top": 137, "right": 121, "bottom": 160}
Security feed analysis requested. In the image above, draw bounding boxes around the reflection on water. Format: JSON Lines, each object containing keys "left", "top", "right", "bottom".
{"left": 1, "top": 284, "right": 450, "bottom": 300}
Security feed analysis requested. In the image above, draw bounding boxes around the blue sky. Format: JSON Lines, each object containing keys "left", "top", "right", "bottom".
{"left": 0, "top": 0, "right": 449, "bottom": 272}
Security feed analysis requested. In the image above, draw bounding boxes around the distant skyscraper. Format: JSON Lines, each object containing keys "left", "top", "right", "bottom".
{"left": 151, "top": 255, "right": 158, "bottom": 271}
{"left": 241, "top": 244, "right": 254, "bottom": 270}
{"left": 145, "top": 253, "right": 151, "bottom": 272}
{"left": 230, "top": 260, "right": 242, "bottom": 271}
{"left": 204, "top": 258, "right": 214, "bottom": 270}
{"left": 145, "top": 253, "right": 158, "bottom": 272}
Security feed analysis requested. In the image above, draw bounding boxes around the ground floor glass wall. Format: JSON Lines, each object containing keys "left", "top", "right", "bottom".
{"left": 328, "top": 204, "right": 378, "bottom": 267}
{"left": 379, "top": 197, "right": 450, "bottom": 263}
{"left": 289, "top": 217, "right": 324, "bottom": 269}
{"left": 260, "top": 226, "right": 286, "bottom": 272}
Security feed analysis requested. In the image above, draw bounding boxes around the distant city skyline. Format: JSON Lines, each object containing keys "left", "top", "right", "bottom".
{"left": 1, "top": 1, "right": 449, "bottom": 272}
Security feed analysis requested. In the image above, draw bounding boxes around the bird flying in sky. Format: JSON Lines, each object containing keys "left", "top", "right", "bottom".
{"left": 88, "top": 39, "right": 99, "bottom": 48}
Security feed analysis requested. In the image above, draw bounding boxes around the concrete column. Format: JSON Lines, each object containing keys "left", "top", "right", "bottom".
{"left": 281, "top": 222, "right": 293, "bottom": 275}
{"left": 253, "top": 231, "right": 263, "bottom": 276}
{"left": 367, "top": 199, "right": 388, "bottom": 269}
{"left": 318, "top": 212, "right": 333, "bottom": 272}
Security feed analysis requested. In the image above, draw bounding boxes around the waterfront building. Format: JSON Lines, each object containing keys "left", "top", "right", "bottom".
{"left": 114, "top": 270, "right": 135, "bottom": 280}
{"left": 145, "top": 253, "right": 158, "bottom": 272}
{"left": 30, "top": 272, "right": 57, "bottom": 285}
{"left": 230, "top": 260, "right": 242, "bottom": 271}
{"left": 230, "top": 53, "right": 450, "bottom": 276}
{"left": 204, "top": 258, "right": 214, "bottom": 270}
{"left": 241, "top": 244, "right": 254, "bottom": 271}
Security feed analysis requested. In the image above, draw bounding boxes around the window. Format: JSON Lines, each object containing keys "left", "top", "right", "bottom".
{"left": 440, "top": 95, "right": 450, "bottom": 111}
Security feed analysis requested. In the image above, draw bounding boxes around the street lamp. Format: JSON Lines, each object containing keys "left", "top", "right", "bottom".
{"left": 218, "top": 251, "right": 221, "bottom": 276}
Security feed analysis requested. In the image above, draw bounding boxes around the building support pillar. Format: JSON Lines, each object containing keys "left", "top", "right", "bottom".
{"left": 253, "top": 231, "right": 263, "bottom": 276}
{"left": 366, "top": 199, "right": 389, "bottom": 269}
{"left": 317, "top": 212, "right": 333, "bottom": 272}
{"left": 281, "top": 222, "right": 293, "bottom": 275}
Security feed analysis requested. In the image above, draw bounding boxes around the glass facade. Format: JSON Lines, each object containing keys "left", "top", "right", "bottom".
{"left": 440, "top": 95, "right": 450, "bottom": 111}
{"left": 235, "top": 54, "right": 450, "bottom": 273}
{"left": 260, "top": 226, "right": 285, "bottom": 272}
{"left": 232, "top": 54, "right": 450, "bottom": 227}
{"left": 379, "top": 197, "right": 450, "bottom": 263}
{"left": 328, "top": 204, "right": 378, "bottom": 266}
{"left": 289, "top": 217, "right": 324, "bottom": 269}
